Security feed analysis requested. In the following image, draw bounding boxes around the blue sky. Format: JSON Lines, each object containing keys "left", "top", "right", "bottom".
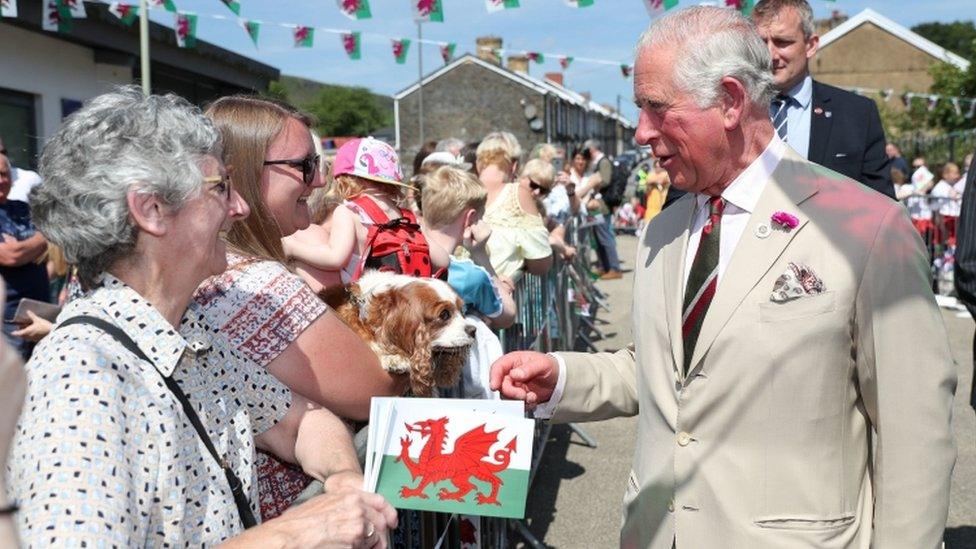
{"left": 148, "top": 0, "right": 974, "bottom": 122}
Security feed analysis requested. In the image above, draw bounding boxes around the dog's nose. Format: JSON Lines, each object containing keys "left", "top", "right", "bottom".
{"left": 464, "top": 324, "right": 476, "bottom": 338}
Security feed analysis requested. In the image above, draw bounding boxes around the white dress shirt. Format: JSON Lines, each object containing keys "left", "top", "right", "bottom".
{"left": 535, "top": 136, "right": 786, "bottom": 418}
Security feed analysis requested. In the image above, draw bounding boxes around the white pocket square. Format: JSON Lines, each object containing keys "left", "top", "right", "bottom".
{"left": 834, "top": 153, "right": 848, "bottom": 158}
{"left": 770, "top": 262, "right": 826, "bottom": 303}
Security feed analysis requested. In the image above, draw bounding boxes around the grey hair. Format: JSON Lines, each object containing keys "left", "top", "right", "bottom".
{"left": 33, "top": 86, "right": 221, "bottom": 285}
{"left": 752, "top": 0, "right": 815, "bottom": 39}
{"left": 637, "top": 6, "right": 776, "bottom": 109}
{"left": 435, "top": 137, "right": 465, "bottom": 153}
{"left": 582, "top": 139, "right": 602, "bottom": 152}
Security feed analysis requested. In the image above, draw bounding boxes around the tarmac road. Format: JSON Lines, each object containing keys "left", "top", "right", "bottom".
{"left": 517, "top": 233, "right": 976, "bottom": 548}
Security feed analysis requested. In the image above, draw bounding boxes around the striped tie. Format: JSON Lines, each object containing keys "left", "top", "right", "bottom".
{"left": 682, "top": 196, "right": 725, "bottom": 374}
{"left": 770, "top": 94, "right": 790, "bottom": 142}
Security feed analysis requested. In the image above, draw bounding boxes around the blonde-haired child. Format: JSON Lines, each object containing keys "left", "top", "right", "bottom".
{"left": 282, "top": 137, "right": 435, "bottom": 283}
{"left": 421, "top": 166, "right": 516, "bottom": 329}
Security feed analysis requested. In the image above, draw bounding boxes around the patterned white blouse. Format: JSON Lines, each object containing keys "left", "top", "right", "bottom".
{"left": 194, "top": 254, "right": 328, "bottom": 520}
{"left": 7, "top": 274, "right": 291, "bottom": 547}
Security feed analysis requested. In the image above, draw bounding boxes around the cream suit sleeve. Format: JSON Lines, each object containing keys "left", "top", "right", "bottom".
{"left": 548, "top": 345, "right": 639, "bottom": 423}
{"left": 854, "top": 201, "right": 956, "bottom": 548}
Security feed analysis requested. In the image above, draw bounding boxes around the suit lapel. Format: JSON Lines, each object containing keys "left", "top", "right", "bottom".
{"left": 662, "top": 196, "right": 695, "bottom": 379}
{"left": 687, "top": 151, "right": 819, "bottom": 373}
{"left": 808, "top": 82, "right": 832, "bottom": 165}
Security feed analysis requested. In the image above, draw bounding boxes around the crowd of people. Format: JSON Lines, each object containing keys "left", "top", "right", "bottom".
{"left": 0, "top": 78, "right": 625, "bottom": 544}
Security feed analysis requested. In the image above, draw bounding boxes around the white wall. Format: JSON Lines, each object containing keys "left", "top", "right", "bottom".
{"left": 0, "top": 23, "right": 132, "bottom": 144}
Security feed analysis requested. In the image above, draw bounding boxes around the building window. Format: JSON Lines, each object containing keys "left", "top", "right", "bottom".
{"left": 0, "top": 87, "right": 38, "bottom": 170}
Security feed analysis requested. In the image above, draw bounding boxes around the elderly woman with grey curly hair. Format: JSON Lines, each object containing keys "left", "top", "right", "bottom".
{"left": 7, "top": 87, "right": 396, "bottom": 547}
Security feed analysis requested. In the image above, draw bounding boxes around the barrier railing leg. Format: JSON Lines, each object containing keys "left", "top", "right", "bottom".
{"left": 577, "top": 331, "right": 600, "bottom": 352}
{"left": 568, "top": 422, "right": 598, "bottom": 448}
{"left": 512, "top": 518, "right": 547, "bottom": 549}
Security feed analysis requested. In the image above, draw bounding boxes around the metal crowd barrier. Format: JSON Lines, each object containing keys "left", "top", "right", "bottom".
{"left": 901, "top": 194, "right": 960, "bottom": 295}
{"left": 393, "top": 216, "right": 609, "bottom": 548}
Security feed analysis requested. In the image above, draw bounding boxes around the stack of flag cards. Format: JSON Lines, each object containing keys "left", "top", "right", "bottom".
{"left": 364, "top": 397, "right": 534, "bottom": 519}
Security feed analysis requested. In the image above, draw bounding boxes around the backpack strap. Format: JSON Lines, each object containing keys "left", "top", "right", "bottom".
{"left": 349, "top": 195, "right": 391, "bottom": 224}
{"left": 57, "top": 315, "right": 259, "bottom": 530}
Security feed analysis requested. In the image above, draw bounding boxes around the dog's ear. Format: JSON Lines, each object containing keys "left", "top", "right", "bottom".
{"left": 319, "top": 283, "right": 356, "bottom": 310}
{"left": 408, "top": 321, "right": 434, "bottom": 397}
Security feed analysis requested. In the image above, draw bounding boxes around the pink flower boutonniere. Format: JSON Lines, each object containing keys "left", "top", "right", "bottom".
{"left": 771, "top": 211, "right": 799, "bottom": 230}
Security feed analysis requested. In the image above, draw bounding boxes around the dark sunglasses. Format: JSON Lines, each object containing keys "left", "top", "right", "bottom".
{"left": 264, "top": 153, "right": 320, "bottom": 186}
{"left": 529, "top": 179, "right": 552, "bottom": 196}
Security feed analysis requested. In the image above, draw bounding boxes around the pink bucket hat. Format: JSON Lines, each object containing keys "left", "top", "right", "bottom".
{"left": 332, "top": 137, "right": 404, "bottom": 186}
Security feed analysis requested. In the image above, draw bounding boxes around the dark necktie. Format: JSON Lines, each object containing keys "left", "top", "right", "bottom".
{"left": 682, "top": 196, "right": 725, "bottom": 374}
{"left": 770, "top": 94, "right": 790, "bottom": 142}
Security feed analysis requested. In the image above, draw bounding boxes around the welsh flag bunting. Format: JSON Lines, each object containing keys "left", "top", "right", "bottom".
{"left": 42, "top": 2, "right": 72, "bottom": 33}
{"left": 564, "top": 0, "right": 594, "bottom": 6}
{"left": 621, "top": 64, "right": 632, "bottom": 78}
{"left": 559, "top": 56, "right": 573, "bottom": 70}
{"left": 342, "top": 31, "right": 361, "bottom": 60}
{"left": 392, "top": 38, "right": 411, "bottom": 64}
{"left": 413, "top": 0, "right": 443, "bottom": 22}
{"left": 725, "top": 0, "right": 753, "bottom": 15}
{"left": 108, "top": 2, "right": 139, "bottom": 25}
{"left": 60, "top": 0, "right": 87, "bottom": 18}
{"left": 241, "top": 20, "right": 259, "bottom": 47}
{"left": 293, "top": 25, "right": 314, "bottom": 48}
{"left": 150, "top": 0, "right": 178, "bottom": 12}
{"left": 526, "top": 52, "right": 544, "bottom": 64}
{"left": 218, "top": 0, "right": 241, "bottom": 15}
{"left": 337, "top": 0, "right": 371, "bottom": 20}
{"left": 175, "top": 12, "right": 197, "bottom": 48}
{"left": 643, "top": 0, "right": 678, "bottom": 17}
{"left": 439, "top": 42, "right": 456, "bottom": 64}
{"left": 0, "top": 0, "right": 15, "bottom": 17}
{"left": 485, "top": 0, "right": 519, "bottom": 13}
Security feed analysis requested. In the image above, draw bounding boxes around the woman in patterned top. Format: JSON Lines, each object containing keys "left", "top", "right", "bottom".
{"left": 196, "top": 96, "right": 405, "bottom": 519}
{"left": 8, "top": 88, "right": 396, "bottom": 547}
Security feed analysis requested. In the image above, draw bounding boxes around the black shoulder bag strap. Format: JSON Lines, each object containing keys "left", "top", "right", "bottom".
{"left": 58, "top": 315, "right": 259, "bottom": 529}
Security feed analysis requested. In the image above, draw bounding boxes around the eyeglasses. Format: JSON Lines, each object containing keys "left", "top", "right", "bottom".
{"left": 203, "top": 172, "right": 233, "bottom": 201}
{"left": 263, "top": 153, "right": 320, "bottom": 186}
{"left": 528, "top": 179, "right": 552, "bottom": 196}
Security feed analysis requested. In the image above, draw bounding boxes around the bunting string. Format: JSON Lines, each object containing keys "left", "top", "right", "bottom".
{"left": 68, "top": 0, "right": 638, "bottom": 73}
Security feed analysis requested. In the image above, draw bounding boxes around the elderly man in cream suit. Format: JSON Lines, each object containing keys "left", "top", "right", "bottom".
{"left": 490, "top": 6, "right": 955, "bottom": 549}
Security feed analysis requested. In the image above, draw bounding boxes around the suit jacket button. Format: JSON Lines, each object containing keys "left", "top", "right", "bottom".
{"left": 668, "top": 500, "right": 675, "bottom": 512}
{"left": 677, "top": 432, "right": 692, "bottom": 446}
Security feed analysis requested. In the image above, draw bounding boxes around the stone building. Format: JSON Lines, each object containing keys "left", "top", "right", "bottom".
{"left": 393, "top": 43, "right": 633, "bottom": 161}
{"left": 812, "top": 8, "right": 970, "bottom": 97}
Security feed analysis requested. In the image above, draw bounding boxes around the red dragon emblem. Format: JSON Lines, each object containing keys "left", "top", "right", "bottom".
{"left": 392, "top": 40, "right": 406, "bottom": 58}
{"left": 415, "top": 0, "right": 436, "bottom": 16}
{"left": 396, "top": 416, "right": 517, "bottom": 505}
{"left": 342, "top": 33, "right": 357, "bottom": 53}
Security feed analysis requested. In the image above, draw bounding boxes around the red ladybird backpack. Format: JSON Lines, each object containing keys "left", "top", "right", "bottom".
{"left": 349, "top": 195, "right": 440, "bottom": 281}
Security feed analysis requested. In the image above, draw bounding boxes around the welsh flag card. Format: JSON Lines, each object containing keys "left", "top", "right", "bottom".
{"left": 365, "top": 397, "right": 533, "bottom": 519}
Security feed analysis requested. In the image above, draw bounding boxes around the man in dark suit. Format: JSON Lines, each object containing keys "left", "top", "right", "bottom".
{"left": 752, "top": 0, "right": 893, "bottom": 198}
{"left": 664, "top": 0, "right": 893, "bottom": 209}
{"left": 954, "top": 149, "right": 976, "bottom": 409}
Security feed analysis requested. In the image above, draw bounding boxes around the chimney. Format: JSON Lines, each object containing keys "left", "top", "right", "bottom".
{"left": 544, "top": 72, "right": 564, "bottom": 87}
{"left": 507, "top": 55, "right": 529, "bottom": 75}
{"left": 476, "top": 36, "right": 503, "bottom": 65}
{"left": 580, "top": 92, "right": 591, "bottom": 102}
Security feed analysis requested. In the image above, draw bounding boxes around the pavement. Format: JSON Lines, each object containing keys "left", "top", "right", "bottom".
{"left": 517, "top": 233, "right": 976, "bottom": 548}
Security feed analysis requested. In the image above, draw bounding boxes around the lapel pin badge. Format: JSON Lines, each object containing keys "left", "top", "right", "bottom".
{"left": 825, "top": 111, "right": 832, "bottom": 118}
{"left": 814, "top": 107, "right": 823, "bottom": 115}
{"left": 755, "top": 222, "right": 771, "bottom": 239}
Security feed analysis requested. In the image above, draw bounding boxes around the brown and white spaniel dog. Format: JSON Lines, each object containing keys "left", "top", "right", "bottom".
{"left": 320, "top": 270, "right": 475, "bottom": 397}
